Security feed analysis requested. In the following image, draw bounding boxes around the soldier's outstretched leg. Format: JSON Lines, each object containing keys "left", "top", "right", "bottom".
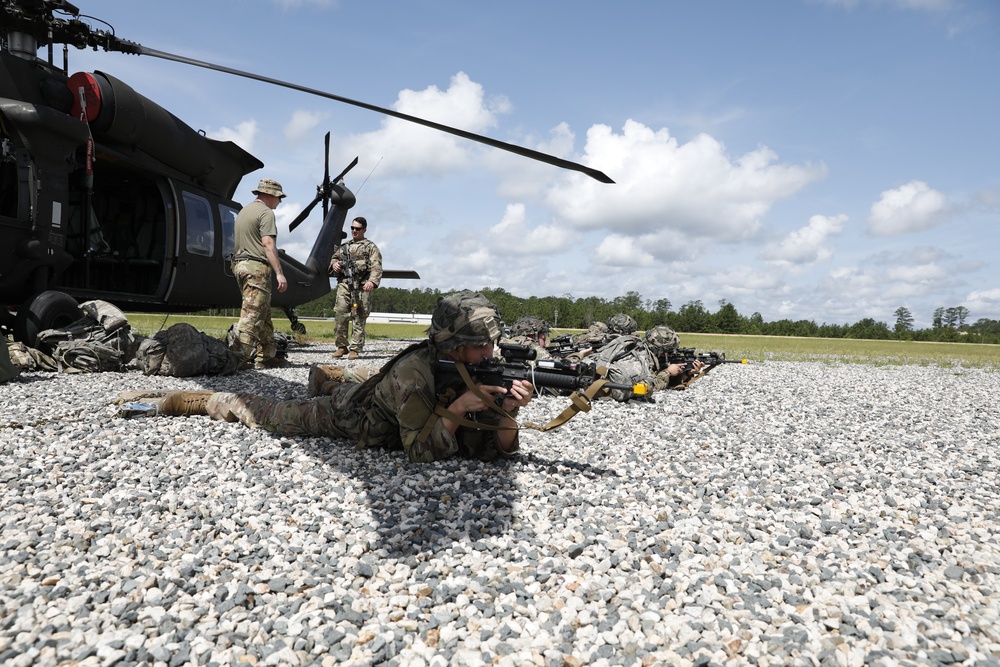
{"left": 203, "top": 391, "right": 350, "bottom": 439}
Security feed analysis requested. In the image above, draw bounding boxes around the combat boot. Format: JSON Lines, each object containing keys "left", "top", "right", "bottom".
{"left": 347, "top": 350, "right": 360, "bottom": 360}
{"left": 332, "top": 347, "right": 348, "bottom": 358}
{"left": 307, "top": 364, "right": 345, "bottom": 397}
{"left": 256, "top": 356, "right": 290, "bottom": 369}
{"left": 156, "top": 391, "right": 215, "bottom": 416}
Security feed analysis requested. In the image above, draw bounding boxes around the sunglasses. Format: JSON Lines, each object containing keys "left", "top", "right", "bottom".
{"left": 350, "top": 226, "right": 363, "bottom": 231}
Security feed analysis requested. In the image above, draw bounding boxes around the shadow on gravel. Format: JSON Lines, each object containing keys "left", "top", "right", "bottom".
{"left": 297, "top": 441, "right": 620, "bottom": 559}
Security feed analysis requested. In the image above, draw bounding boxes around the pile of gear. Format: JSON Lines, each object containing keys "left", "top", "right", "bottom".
{"left": 3, "top": 299, "right": 252, "bottom": 378}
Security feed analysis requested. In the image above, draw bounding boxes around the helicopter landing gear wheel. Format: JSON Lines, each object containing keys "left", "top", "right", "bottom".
{"left": 14, "top": 291, "right": 83, "bottom": 347}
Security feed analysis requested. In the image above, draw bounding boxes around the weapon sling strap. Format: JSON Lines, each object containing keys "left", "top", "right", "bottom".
{"left": 425, "top": 361, "right": 613, "bottom": 434}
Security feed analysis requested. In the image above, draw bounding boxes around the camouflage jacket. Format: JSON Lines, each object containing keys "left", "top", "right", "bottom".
{"left": 330, "top": 238, "right": 383, "bottom": 289}
{"left": 343, "top": 341, "right": 517, "bottom": 462}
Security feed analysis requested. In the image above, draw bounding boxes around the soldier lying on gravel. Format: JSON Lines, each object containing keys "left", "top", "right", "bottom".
{"left": 116, "top": 291, "right": 535, "bottom": 463}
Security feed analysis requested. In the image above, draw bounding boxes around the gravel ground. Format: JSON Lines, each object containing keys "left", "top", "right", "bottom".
{"left": 1, "top": 338, "right": 999, "bottom": 667}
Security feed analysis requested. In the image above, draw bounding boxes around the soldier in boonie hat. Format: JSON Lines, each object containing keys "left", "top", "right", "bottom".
{"left": 252, "top": 178, "right": 287, "bottom": 199}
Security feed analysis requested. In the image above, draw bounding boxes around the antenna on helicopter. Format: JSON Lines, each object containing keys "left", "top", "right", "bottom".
{"left": 355, "top": 156, "right": 383, "bottom": 196}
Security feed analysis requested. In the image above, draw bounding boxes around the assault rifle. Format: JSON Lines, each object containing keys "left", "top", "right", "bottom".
{"left": 434, "top": 343, "right": 647, "bottom": 399}
{"left": 545, "top": 334, "right": 595, "bottom": 358}
{"left": 666, "top": 347, "right": 749, "bottom": 372}
{"left": 333, "top": 241, "right": 361, "bottom": 315}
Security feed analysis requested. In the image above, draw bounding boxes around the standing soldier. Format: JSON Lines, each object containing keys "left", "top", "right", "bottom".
{"left": 231, "top": 178, "right": 288, "bottom": 369}
{"left": 329, "top": 216, "right": 382, "bottom": 359}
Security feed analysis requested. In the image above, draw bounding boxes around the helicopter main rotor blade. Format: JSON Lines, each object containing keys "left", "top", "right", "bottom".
{"left": 131, "top": 45, "right": 614, "bottom": 184}
{"left": 322, "top": 132, "right": 331, "bottom": 221}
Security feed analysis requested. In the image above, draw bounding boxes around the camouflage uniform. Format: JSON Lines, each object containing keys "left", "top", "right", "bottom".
{"left": 330, "top": 237, "right": 383, "bottom": 353}
{"left": 232, "top": 258, "right": 276, "bottom": 362}
{"left": 199, "top": 291, "right": 517, "bottom": 463}
{"left": 500, "top": 315, "right": 552, "bottom": 361}
{"left": 231, "top": 179, "right": 286, "bottom": 365}
{"left": 644, "top": 325, "right": 684, "bottom": 392}
{"left": 572, "top": 321, "right": 610, "bottom": 350}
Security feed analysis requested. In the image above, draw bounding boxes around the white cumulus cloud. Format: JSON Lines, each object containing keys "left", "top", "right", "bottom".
{"left": 545, "top": 120, "right": 827, "bottom": 244}
{"left": 341, "top": 72, "right": 507, "bottom": 177}
{"left": 867, "top": 180, "right": 948, "bottom": 236}
{"left": 284, "top": 110, "right": 327, "bottom": 143}
{"left": 760, "top": 214, "right": 846, "bottom": 265}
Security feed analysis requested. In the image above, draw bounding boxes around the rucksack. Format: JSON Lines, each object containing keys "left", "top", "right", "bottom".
{"left": 584, "top": 334, "right": 654, "bottom": 402}
{"left": 35, "top": 300, "right": 137, "bottom": 373}
{"left": 5, "top": 341, "right": 58, "bottom": 372}
{"left": 136, "top": 322, "right": 243, "bottom": 377}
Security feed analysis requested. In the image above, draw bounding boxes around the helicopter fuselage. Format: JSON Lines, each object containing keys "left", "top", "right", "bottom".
{"left": 0, "top": 46, "right": 350, "bottom": 333}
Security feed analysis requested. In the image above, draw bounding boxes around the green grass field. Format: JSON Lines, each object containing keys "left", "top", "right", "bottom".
{"left": 126, "top": 314, "right": 1000, "bottom": 369}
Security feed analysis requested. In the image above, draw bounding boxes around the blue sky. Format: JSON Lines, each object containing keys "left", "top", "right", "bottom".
{"left": 67, "top": 0, "right": 999, "bottom": 328}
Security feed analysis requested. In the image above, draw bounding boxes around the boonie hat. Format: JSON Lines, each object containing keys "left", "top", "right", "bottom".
{"left": 429, "top": 291, "right": 502, "bottom": 350}
{"left": 252, "top": 178, "right": 287, "bottom": 199}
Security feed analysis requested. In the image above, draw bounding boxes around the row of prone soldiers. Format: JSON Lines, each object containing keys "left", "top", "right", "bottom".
{"left": 304, "top": 312, "right": 706, "bottom": 403}
{"left": 117, "top": 293, "right": 726, "bottom": 463}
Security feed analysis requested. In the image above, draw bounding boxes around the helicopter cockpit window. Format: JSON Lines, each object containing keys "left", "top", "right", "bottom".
{"left": 182, "top": 192, "right": 215, "bottom": 257}
{"left": 219, "top": 204, "right": 239, "bottom": 258}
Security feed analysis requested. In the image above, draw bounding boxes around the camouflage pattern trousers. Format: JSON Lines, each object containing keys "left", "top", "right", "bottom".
{"left": 205, "top": 388, "right": 358, "bottom": 440}
{"left": 334, "top": 282, "right": 373, "bottom": 352}
{"left": 232, "top": 259, "right": 276, "bottom": 363}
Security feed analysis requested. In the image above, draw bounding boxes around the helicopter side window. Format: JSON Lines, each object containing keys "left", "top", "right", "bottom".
{"left": 219, "top": 204, "right": 239, "bottom": 258}
{"left": 182, "top": 192, "right": 214, "bottom": 257}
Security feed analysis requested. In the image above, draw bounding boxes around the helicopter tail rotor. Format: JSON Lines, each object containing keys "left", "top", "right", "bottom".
{"left": 288, "top": 152, "right": 359, "bottom": 234}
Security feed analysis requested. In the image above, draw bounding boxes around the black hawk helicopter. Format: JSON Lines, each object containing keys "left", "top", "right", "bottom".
{"left": 0, "top": 0, "right": 612, "bottom": 344}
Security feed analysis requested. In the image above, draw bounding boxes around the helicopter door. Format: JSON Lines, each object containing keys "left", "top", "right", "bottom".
{"left": 164, "top": 190, "right": 233, "bottom": 306}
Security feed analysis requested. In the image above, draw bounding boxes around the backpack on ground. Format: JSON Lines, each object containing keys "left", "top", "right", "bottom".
{"left": 136, "top": 322, "right": 243, "bottom": 377}
{"left": 583, "top": 334, "right": 654, "bottom": 402}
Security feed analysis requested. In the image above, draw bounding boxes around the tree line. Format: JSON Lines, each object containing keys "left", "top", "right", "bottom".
{"left": 297, "top": 287, "right": 1000, "bottom": 344}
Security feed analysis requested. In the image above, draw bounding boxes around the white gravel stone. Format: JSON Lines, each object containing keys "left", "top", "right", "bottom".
{"left": 1, "top": 339, "right": 999, "bottom": 666}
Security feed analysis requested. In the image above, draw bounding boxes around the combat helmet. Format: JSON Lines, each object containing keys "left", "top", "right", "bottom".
{"left": 510, "top": 315, "right": 551, "bottom": 338}
{"left": 645, "top": 325, "right": 680, "bottom": 355}
{"left": 428, "top": 291, "right": 503, "bottom": 350}
{"left": 607, "top": 313, "right": 638, "bottom": 335}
